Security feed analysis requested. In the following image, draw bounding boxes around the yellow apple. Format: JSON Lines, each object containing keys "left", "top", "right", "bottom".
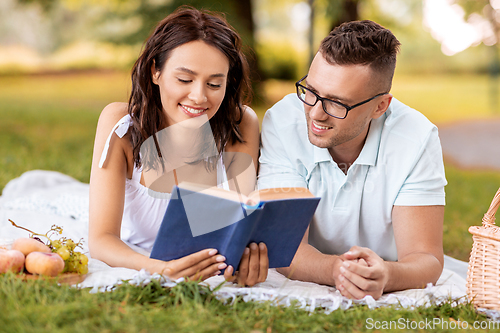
{"left": 0, "top": 249, "right": 25, "bottom": 273}
{"left": 25, "top": 252, "right": 65, "bottom": 277}
{"left": 12, "top": 238, "right": 51, "bottom": 256}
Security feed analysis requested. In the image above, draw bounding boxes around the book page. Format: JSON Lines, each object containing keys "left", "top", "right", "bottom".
{"left": 177, "top": 181, "right": 249, "bottom": 203}
{"left": 247, "top": 187, "right": 314, "bottom": 204}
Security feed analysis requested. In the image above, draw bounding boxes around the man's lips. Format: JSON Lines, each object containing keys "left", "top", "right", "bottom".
{"left": 311, "top": 121, "right": 333, "bottom": 133}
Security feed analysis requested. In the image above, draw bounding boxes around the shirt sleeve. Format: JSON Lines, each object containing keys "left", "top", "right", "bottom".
{"left": 394, "top": 127, "right": 447, "bottom": 206}
{"left": 257, "top": 110, "right": 308, "bottom": 190}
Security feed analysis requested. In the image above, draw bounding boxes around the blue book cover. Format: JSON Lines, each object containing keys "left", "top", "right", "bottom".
{"left": 150, "top": 185, "right": 320, "bottom": 270}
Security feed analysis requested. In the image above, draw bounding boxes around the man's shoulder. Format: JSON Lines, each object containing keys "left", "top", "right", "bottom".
{"left": 384, "top": 98, "right": 437, "bottom": 142}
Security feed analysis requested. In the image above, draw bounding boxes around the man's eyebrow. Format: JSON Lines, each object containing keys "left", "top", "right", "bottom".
{"left": 175, "top": 67, "right": 226, "bottom": 78}
{"left": 305, "top": 79, "right": 352, "bottom": 104}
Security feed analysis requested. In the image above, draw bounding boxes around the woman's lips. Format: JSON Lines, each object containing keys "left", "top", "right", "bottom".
{"left": 180, "top": 104, "right": 208, "bottom": 117}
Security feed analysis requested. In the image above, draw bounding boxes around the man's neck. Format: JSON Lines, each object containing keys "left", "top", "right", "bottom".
{"left": 328, "top": 124, "right": 370, "bottom": 174}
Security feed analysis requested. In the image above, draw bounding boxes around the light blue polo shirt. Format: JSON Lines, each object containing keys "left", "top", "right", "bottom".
{"left": 258, "top": 93, "right": 447, "bottom": 261}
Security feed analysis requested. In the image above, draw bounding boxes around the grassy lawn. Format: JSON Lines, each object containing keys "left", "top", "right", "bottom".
{"left": 1, "top": 71, "right": 500, "bottom": 332}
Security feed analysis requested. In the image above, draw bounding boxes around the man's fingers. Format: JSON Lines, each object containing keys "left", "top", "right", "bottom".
{"left": 337, "top": 273, "right": 364, "bottom": 300}
{"left": 340, "top": 265, "right": 374, "bottom": 291}
{"left": 342, "top": 261, "right": 372, "bottom": 279}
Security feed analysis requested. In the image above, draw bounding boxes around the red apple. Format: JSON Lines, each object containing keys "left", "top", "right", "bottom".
{"left": 0, "top": 249, "right": 25, "bottom": 273}
{"left": 12, "top": 238, "right": 51, "bottom": 256}
{"left": 25, "top": 252, "right": 65, "bottom": 277}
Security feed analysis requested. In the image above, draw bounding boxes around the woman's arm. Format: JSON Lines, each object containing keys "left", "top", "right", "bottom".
{"left": 88, "top": 103, "right": 225, "bottom": 280}
{"left": 223, "top": 106, "right": 269, "bottom": 286}
{"left": 224, "top": 106, "right": 260, "bottom": 196}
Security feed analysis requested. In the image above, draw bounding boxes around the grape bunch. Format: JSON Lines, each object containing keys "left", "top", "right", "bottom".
{"left": 9, "top": 220, "right": 89, "bottom": 275}
{"left": 50, "top": 238, "right": 89, "bottom": 275}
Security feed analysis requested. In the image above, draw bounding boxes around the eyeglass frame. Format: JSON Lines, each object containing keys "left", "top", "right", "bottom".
{"left": 295, "top": 75, "right": 388, "bottom": 119}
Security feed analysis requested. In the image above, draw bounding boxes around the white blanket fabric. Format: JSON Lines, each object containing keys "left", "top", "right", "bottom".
{"left": 0, "top": 170, "right": 469, "bottom": 312}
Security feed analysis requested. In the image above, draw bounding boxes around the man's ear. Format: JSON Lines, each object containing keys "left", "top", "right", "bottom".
{"left": 372, "top": 94, "right": 392, "bottom": 119}
{"left": 151, "top": 62, "right": 159, "bottom": 85}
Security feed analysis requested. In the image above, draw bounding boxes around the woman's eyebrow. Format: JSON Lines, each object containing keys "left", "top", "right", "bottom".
{"left": 175, "top": 67, "right": 226, "bottom": 78}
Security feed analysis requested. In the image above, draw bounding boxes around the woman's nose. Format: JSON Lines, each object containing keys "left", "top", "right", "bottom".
{"left": 189, "top": 83, "right": 207, "bottom": 104}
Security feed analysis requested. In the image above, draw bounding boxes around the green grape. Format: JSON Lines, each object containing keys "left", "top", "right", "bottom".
{"left": 66, "top": 239, "right": 76, "bottom": 251}
{"left": 51, "top": 240, "right": 62, "bottom": 251}
{"left": 79, "top": 253, "right": 89, "bottom": 266}
{"left": 78, "top": 264, "right": 88, "bottom": 275}
{"left": 57, "top": 246, "right": 70, "bottom": 261}
{"left": 64, "top": 259, "right": 78, "bottom": 273}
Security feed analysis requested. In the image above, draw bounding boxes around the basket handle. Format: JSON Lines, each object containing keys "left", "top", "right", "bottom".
{"left": 482, "top": 187, "right": 500, "bottom": 227}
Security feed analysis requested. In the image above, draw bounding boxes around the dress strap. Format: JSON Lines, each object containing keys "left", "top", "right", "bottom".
{"left": 217, "top": 155, "right": 231, "bottom": 191}
{"left": 98, "top": 114, "right": 133, "bottom": 168}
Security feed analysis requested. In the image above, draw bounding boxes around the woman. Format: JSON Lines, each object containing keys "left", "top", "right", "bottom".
{"left": 88, "top": 7, "right": 268, "bottom": 286}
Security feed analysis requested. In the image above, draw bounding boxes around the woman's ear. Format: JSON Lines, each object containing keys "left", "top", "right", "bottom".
{"left": 151, "top": 63, "right": 159, "bottom": 85}
{"left": 372, "top": 94, "right": 392, "bottom": 119}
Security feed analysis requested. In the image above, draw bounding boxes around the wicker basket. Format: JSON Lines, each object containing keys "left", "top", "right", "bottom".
{"left": 466, "top": 187, "right": 500, "bottom": 310}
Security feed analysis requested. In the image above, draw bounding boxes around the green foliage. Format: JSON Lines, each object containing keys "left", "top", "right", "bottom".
{"left": 0, "top": 71, "right": 129, "bottom": 191}
{"left": 256, "top": 41, "right": 306, "bottom": 80}
{"left": 457, "top": 0, "right": 490, "bottom": 17}
{"left": 443, "top": 165, "right": 500, "bottom": 261}
{"left": 0, "top": 272, "right": 491, "bottom": 332}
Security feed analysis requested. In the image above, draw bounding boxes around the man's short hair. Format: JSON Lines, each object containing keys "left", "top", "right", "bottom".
{"left": 319, "top": 20, "right": 401, "bottom": 92}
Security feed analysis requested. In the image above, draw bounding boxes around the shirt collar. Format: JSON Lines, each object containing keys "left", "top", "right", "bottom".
{"left": 354, "top": 112, "right": 385, "bottom": 166}
{"left": 313, "top": 144, "right": 333, "bottom": 164}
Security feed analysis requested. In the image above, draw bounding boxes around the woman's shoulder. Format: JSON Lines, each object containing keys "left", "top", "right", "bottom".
{"left": 94, "top": 102, "right": 132, "bottom": 150}
{"left": 239, "top": 105, "right": 260, "bottom": 133}
{"left": 98, "top": 102, "right": 129, "bottom": 126}
{"left": 95, "top": 102, "right": 132, "bottom": 139}
{"left": 226, "top": 105, "right": 259, "bottom": 153}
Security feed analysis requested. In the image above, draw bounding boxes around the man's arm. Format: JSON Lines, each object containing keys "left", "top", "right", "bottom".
{"left": 337, "top": 205, "right": 444, "bottom": 299}
{"left": 277, "top": 225, "right": 342, "bottom": 286}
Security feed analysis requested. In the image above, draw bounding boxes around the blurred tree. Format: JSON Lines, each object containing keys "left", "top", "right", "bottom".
{"left": 456, "top": 0, "right": 500, "bottom": 111}
{"left": 17, "top": 0, "right": 262, "bottom": 98}
{"left": 103, "top": 0, "right": 262, "bottom": 97}
{"left": 325, "top": 0, "right": 360, "bottom": 30}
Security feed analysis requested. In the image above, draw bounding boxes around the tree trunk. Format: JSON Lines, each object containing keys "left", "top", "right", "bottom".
{"left": 234, "top": 0, "right": 265, "bottom": 99}
{"left": 330, "top": 0, "right": 360, "bottom": 31}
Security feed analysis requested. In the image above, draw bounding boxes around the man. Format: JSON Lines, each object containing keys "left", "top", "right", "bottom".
{"left": 258, "top": 20, "right": 446, "bottom": 300}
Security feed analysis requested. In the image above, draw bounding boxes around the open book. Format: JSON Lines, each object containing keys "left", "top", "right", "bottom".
{"left": 150, "top": 182, "right": 320, "bottom": 270}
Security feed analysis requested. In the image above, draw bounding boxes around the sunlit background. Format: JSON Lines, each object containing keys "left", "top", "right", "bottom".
{"left": 2, "top": 0, "right": 500, "bottom": 128}
{"left": 1, "top": 0, "right": 500, "bottom": 74}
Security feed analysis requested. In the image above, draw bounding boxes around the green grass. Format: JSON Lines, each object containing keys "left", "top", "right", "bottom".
{"left": 1, "top": 71, "right": 500, "bottom": 332}
{"left": 0, "top": 71, "right": 129, "bottom": 188}
{"left": 0, "top": 273, "right": 490, "bottom": 333}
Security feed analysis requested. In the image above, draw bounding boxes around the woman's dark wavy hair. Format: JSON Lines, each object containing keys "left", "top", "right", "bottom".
{"left": 319, "top": 20, "right": 400, "bottom": 92}
{"left": 128, "top": 6, "right": 251, "bottom": 168}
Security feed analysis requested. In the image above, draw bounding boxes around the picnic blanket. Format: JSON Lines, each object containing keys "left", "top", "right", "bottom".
{"left": 0, "top": 170, "right": 469, "bottom": 312}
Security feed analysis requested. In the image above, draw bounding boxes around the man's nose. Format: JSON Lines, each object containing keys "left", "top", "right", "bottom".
{"left": 308, "top": 100, "right": 329, "bottom": 121}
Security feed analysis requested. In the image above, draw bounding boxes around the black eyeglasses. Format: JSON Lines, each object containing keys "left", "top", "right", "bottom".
{"left": 295, "top": 75, "right": 388, "bottom": 119}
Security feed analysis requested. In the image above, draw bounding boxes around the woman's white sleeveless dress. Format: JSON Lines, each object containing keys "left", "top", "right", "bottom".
{"left": 99, "top": 114, "right": 229, "bottom": 252}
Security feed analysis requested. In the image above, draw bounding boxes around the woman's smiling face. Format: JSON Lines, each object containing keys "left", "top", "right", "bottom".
{"left": 152, "top": 40, "right": 230, "bottom": 127}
